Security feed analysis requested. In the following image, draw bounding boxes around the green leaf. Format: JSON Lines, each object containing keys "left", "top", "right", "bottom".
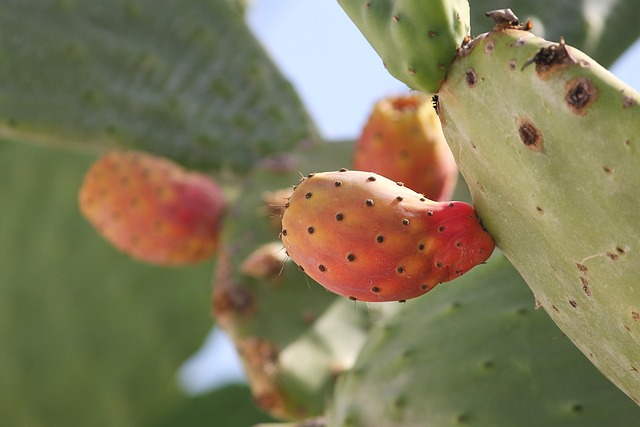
{"left": 0, "top": 140, "right": 215, "bottom": 426}
{"left": 147, "top": 385, "right": 276, "bottom": 427}
{"left": 469, "top": 0, "right": 640, "bottom": 67}
{"left": 0, "top": 0, "right": 317, "bottom": 172}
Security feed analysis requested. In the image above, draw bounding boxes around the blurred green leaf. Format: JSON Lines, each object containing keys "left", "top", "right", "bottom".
{"left": 0, "top": 0, "right": 317, "bottom": 172}
{"left": 147, "top": 385, "right": 276, "bottom": 427}
{"left": 469, "top": 0, "right": 640, "bottom": 67}
{"left": 0, "top": 140, "right": 215, "bottom": 426}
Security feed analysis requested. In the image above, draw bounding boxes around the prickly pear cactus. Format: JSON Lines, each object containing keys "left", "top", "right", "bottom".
{"left": 353, "top": 94, "right": 458, "bottom": 201}
{"left": 326, "top": 254, "right": 640, "bottom": 426}
{"left": 280, "top": 170, "right": 494, "bottom": 302}
{"left": 337, "top": 0, "right": 471, "bottom": 93}
{"left": 438, "top": 25, "right": 640, "bottom": 402}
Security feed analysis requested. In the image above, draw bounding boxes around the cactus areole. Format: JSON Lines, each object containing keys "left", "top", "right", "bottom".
{"left": 280, "top": 170, "right": 494, "bottom": 302}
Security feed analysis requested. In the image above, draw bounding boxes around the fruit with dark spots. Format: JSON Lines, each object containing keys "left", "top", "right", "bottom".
{"left": 280, "top": 170, "right": 494, "bottom": 302}
{"left": 79, "top": 150, "right": 225, "bottom": 265}
{"left": 353, "top": 94, "right": 458, "bottom": 201}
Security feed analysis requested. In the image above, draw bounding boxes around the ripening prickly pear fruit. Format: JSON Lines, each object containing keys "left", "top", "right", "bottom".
{"left": 78, "top": 150, "right": 225, "bottom": 266}
{"left": 280, "top": 170, "right": 494, "bottom": 302}
{"left": 353, "top": 94, "right": 458, "bottom": 201}
{"left": 337, "top": 0, "right": 470, "bottom": 93}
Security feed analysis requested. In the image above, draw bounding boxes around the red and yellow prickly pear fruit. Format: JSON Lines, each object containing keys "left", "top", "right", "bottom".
{"left": 353, "top": 94, "right": 458, "bottom": 201}
{"left": 280, "top": 170, "right": 494, "bottom": 302}
{"left": 78, "top": 150, "right": 226, "bottom": 266}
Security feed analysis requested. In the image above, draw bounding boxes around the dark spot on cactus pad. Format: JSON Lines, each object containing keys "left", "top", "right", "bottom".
{"left": 580, "top": 277, "right": 591, "bottom": 296}
{"left": 517, "top": 118, "right": 543, "bottom": 152}
{"left": 569, "top": 300, "right": 578, "bottom": 308}
{"left": 305, "top": 192, "right": 312, "bottom": 199}
{"left": 349, "top": 296, "right": 357, "bottom": 301}
{"left": 456, "top": 242, "right": 462, "bottom": 247}
{"left": 336, "top": 213, "right": 344, "bottom": 221}
{"left": 617, "top": 247, "right": 626, "bottom": 255}
{"left": 436, "top": 262, "right": 443, "bottom": 268}
{"left": 508, "top": 59, "right": 517, "bottom": 70}
{"left": 608, "top": 252, "right": 619, "bottom": 261}
{"left": 449, "top": 202, "right": 454, "bottom": 207}
{"left": 465, "top": 68, "right": 477, "bottom": 87}
{"left": 371, "top": 286, "right": 380, "bottom": 293}
{"left": 334, "top": 181, "right": 342, "bottom": 187}
{"left": 420, "top": 197, "right": 426, "bottom": 202}
{"left": 408, "top": 67, "right": 416, "bottom": 76}
{"left": 438, "top": 226, "right": 445, "bottom": 232}
{"left": 365, "top": 199, "right": 374, "bottom": 206}
{"left": 429, "top": 30, "right": 437, "bottom": 38}
{"left": 427, "top": 210, "right": 433, "bottom": 216}
{"left": 418, "top": 243, "right": 425, "bottom": 250}
{"left": 402, "top": 219, "right": 410, "bottom": 225}
{"left": 484, "top": 41, "right": 495, "bottom": 55}
{"left": 632, "top": 312, "right": 640, "bottom": 321}
{"left": 576, "top": 263, "right": 588, "bottom": 272}
{"left": 213, "top": 285, "right": 255, "bottom": 317}
{"left": 396, "top": 196, "right": 404, "bottom": 201}
{"left": 526, "top": 38, "right": 576, "bottom": 76}
{"left": 307, "top": 173, "right": 316, "bottom": 178}
{"left": 377, "top": 235, "right": 384, "bottom": 243}
{"left": 392, "top": 15, "right": 399, "bottom": 23}
{"left": 456, "top": 413, "right": 470, "bottom": 423}
{"left": 603, "top": 166, "right": 613, "bottom": 174}
{"left": 571, "top": 404, "right": 584, "bottom": 413}
{"left": 566, "top": 77, "right": 597, "bottom": 115}
{"left": 536, "top": 206, "right": 544, "bottom": 214}
{"left": 421, "top": 284, "right": 428, "bottom": 290}
{"left": 347, "top": 253, "right": 355, "bottom": 262}
{"left": 318, "top": 264, "right": 326, "bottom": 272}
{"left": 397, "top": 266, "right": 405, "bottom": 273}
{"left": 483, "top": 360, "right": 495, "bottom": 369}
{"left": 399, "top": 300, "right": 406, "bottom": 303}
{"left": 298, "top": 265, "right": 305, "bottom": 272}
{"left": 339, "top": 168, "right": 348, "bottom": 172}
{"left": 367, "top": 176, "right": 376, "bottom": 182}
{"left": 551, "top": 304, "right": 559, "bottom": 313}
{"left": 623, "top": 96, "right": 636, "bottom": 108}
{"left": 307, "top": 227, "right": 314, "bottom": 234}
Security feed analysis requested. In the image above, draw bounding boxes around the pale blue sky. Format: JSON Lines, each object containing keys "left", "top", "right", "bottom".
{"left": 179, "top": 0, "right": 640, "bottom": 394}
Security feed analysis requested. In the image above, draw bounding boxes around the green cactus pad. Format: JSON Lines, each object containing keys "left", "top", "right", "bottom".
{"left": 326, "top": 255, "right": 640, "bottom": 426}
{"left": 468, "top": 1, "right": 640, "bottom": 68}
{"left": 438, "top": 29, "right": 640, "bottom": 403}
{"left": 337, "top": 0, "right": 470, "bottom": 94}
{"left": 0, "top": 0, "right": 316, "bottom": 172}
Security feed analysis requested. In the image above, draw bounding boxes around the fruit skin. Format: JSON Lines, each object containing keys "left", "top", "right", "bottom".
{"left": 353, "top": 94, "right": 458, "bottom": 201}
{"left": 280, "top": 170, "right": 494, "bottom": 302}
{"left": 78, "top": 150, "right": 225, "bottom": 266}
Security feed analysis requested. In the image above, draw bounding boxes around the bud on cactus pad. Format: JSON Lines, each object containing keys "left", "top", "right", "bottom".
{"left": 353, "top": 94, "right": 458, "bottom": 201}
{"left": 337, "top": 0, "right": 470, "bottom": 93}
{"left": 78, "top": 150, "right": 225, "bottom": 266}
{"left": 280, "top": 170, "right": 494, "bottom": 302}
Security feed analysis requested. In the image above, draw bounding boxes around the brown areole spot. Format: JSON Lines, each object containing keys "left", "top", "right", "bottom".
{"left": 465, "top": 68, "right": 477, "bottom": 87}
{"left": 565, "top": 77, "right": 597, "bottom": 115}
{"left": 516, "top": 117, "right": 544, "bottom": 152}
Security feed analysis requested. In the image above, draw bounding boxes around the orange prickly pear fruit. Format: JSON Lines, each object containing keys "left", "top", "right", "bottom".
{"left": 78, "top": 150, "right": 226, "bottom": 266}
{"left": 280, "top": 170, "right": 494, "bottom": 302}
{"left": 353, "top": 94, "right": 458, "bottom": 201}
